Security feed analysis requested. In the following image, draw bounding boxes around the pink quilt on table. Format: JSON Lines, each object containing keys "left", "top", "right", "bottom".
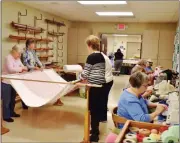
{"left": 2, "top": 69, "right": 76, "bottom": 107}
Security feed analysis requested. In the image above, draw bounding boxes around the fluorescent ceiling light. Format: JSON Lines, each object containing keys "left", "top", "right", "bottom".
{"left": 96, "top": 12, "right": 133, "bottom": 16}
{"left": 113, "top": 34, "right": 128, "bottom": 36}
{"left": 77, "top": 1, "right": 127, "bottom": 5}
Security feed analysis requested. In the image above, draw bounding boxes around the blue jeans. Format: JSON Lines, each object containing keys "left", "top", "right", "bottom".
{"left": 1, "top": 82, "right": 16, "bottom": 119}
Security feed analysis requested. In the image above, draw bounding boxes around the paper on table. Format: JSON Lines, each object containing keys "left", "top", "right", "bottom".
{"left": 2, "top": 69, "right": 76, "bottom": 107}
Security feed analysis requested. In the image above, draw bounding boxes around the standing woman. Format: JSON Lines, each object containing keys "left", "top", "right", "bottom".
{"left": 22, "top": 39, "right": 64, "bottom": 106}
{"left": 80, "top": 35, "right": 113, "bottom": 142}
{"left": 2, "top": 45, "right": 28, "bottom": 122}
{"left": 114, "top": 49, "right": 124, "bottom": 76}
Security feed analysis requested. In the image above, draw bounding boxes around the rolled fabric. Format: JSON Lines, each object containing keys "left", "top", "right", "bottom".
{"left": 129, "top": 127, "right": 139, "bottom": 134}
{"left": 123, "top": 139, "right": 136, "bottom": 143}
{"left": 161, "top": 130, "right": 178, "bottom": 143}
{"left": 105, "top": 132, "right": 117, "bottom": 143}
{"left": 151, "top": 129, "right": 158, "bottom": 134}
{"left": 139, "top": 129, "right": 151, "bottom": 136}
{"left": 168, "top": 126, "right": 179, "bottom": 139}
{"left": 125, "top": 133, "right": 137, "bottom": 141}
{"left": 149, "top": 133, "right": 161, "bottom": 141}
{"left": 143, "top": 137, "right": 156, "bottom": 143}
{"left": 63, "top": 65, "right": 82, "bottom": 73}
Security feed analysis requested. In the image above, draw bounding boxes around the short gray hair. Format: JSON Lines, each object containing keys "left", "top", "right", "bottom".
{"left": 129, "top": 72, "right": 149, "bottom": 88}
{"left": 10, "top": 45, "right": 23, "bottom": 54}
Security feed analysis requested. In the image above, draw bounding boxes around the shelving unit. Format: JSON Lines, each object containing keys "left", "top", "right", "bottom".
{"left": 9, "top": 35, "right": 53, "bottom": 43}
{"left": 11, "top": 21, "right": 45, "bottom": 34}
{"left": 45, "top": 18, "right": 65, "bottom": 67}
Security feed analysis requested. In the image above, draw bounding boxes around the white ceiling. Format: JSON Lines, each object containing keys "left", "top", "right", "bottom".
{"left": 20, "top": 1, "right": 179, "bottom": 23}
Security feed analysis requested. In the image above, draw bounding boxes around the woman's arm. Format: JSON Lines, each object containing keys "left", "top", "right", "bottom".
{"left": 6, "top": 56, "right": 23, "bottom": 73}
{"left": 147, "top": 102, "right": 157, "bottom": 108}
{"left": 22, "top": 52, "right": 35, "bottom": 70}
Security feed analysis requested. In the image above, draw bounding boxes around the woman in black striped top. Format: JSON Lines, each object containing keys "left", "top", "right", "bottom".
{"left": 80, "top": 35, "right": 113, "bottom": 142}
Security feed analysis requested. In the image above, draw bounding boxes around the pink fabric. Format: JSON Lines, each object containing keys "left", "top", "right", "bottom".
{"left": 105, "top": 132, "right": 118, "bottom": 143}
{"left": 2, "top": 54, "right": 24, "bottom": 84}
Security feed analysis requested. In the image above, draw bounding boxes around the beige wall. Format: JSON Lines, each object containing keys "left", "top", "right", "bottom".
{"left": 70, "top": 22, "right": 176, "bottom": 69}
{"left": 71, "top": 22, "right": 176, "bottom": 35}
{"left": 2, "top": 2, "right": 71, "bottom": 66}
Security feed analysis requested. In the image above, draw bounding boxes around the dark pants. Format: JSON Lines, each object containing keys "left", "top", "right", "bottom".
{"left": 1, "top": 83, "right": 28, "bottom": 119}
{"left": 90, "top": 80, "right": 113, "bottom": 135}
{"left": 1, "top": 83, "right": 16, "bottom": 119}
{"left": 114, "top": 60, "right": 123, "bottom": 75}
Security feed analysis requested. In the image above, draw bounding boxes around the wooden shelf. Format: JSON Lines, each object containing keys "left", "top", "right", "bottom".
{"left": 11, "top": 21, "right": 45, "bottom": 34}
{"left": 39, "top": 55, "right": 53, "bottom": 60}
{"left": 34, "top": 48, "right": 53, "bottom": 51}
{"left": 48, "top": 31, "right": 65, "bottom": 36}
{"left": 45, "top": 19, "right": 65, "bottom": 26}
{"left": 9, "top": 35, "right": 53, "bottom": 43}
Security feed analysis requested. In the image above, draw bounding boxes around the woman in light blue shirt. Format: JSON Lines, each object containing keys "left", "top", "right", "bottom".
{"left": 117, "top": 72, "right": 167, "bottom": 128}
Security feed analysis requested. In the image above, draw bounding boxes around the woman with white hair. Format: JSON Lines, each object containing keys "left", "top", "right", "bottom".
{"left": 1, "top": 45, "right": 28, "bottom": 122}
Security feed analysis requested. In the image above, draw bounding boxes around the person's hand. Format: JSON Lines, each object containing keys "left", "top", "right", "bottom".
{"left": 40, "top": 67, "right": 44, "bottom": 71}
{"left": 22, "top": 66, "right": 28, "bottom": 71}
{"left": 34, "top": 67, "right": 40, "bottom": 70}
{"left": 159, "top": 104, "right": 168, "bottom": 110}
{"left": 155, "top": 104, "right": 166, "bottom": 115}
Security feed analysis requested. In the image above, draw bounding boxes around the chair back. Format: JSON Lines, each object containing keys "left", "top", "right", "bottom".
{"left": 112, "top": 107, "right": 127, "bottom": 127}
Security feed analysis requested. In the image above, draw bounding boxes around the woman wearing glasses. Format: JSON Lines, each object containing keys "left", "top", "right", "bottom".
{"left": 117, "top": 72, "right": 167, "bottom": 127}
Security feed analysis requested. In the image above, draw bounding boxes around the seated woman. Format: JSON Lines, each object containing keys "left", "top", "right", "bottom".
{"left": 117, "top": 72, "right": 167, "bottom": 127}
{"left": 2, "top": 45, "right": 28, "bottom": 122}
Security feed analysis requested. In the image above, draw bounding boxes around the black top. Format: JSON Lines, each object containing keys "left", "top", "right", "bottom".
{"left": 114, "top": 51, "right": 123, "bottom": 61}
{"left": 80, "top": 52, "right": 106, "bottom": 85}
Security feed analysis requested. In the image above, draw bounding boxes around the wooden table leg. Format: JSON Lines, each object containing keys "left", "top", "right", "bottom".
{"left": 82, "top": 87, "right": 90, "bottom": 143}
{"left": 1, "top": 100, "right": 10, "bottom": 135}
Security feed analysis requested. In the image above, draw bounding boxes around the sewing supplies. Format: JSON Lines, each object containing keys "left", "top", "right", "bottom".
{"left": 151, "top": 129, "right": 158, "bottom": 134}
{"left": 143, "top": 137, "right": 156, "bottom": 143}
{"left": 123, "top": 138, "right": 136, "bottom": 143}
{"left": 125, "top": 133, "right": 137, "bottom": 141}
{"left": 139, "top": 129, "right": 151, "bottom": 136}
{"left": 129, "top": 127, "right": 139, "bottom": 134}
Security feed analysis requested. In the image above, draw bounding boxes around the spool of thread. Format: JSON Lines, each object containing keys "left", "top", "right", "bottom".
{"left": 161, "top": 130, "right": 179, "bottom": 143}
{"left": 125, "top": 133, "right": 137, "bottom": 141}
{"left": 137, "top": 134, "right": 145, "bottom": 142}
{"left": 143, "top": 137, "right": 156, "bottom": 143}
{"left": 123, "top": 139, "right": 136, "bottom": 143}
{"left": 151, "top": 129, "right": 158, "bottom": 134}
{"left": 129, "top": 127, "right": 139, "bottom": 133}
{"left": 149, "top": 133, "right": 161, "bottom": 141}
{"left": 139, "top": 129, "right": 151, "bottom": 136}
{"left": 159, "top": 126, "right": 169, "bottom": 134}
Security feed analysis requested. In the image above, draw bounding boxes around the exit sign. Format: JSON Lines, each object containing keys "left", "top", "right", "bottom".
{"left": 117, "top": 24, "right": 126, "bottom": 30}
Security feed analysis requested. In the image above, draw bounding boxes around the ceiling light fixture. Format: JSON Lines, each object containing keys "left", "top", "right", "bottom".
{"left": 96, "top": 12, "right": 133, "bottom": 16}
{"left": 112, "top": 34, "right": 128, "bottom": 36}
{"left": 77, "top": 1, "right": 127, "bottom": 5}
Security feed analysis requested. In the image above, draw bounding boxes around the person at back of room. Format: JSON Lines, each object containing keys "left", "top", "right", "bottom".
{"left": 22, "top": 39, "right": 64, "bottom": 106}
{"left": 80, "top": 35, "right": 113, "bottom": 142}
{"left": 1, "top": 45, "right": 28, "bottom": 122}
{"left": 145, "top": 59, "right": 154, "bottom": 74}
{"left": 114, "top": 49, "right": 123, "bottom": 76}
{"left": 117, "top": 72, "right": 167, "bottom": 128}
